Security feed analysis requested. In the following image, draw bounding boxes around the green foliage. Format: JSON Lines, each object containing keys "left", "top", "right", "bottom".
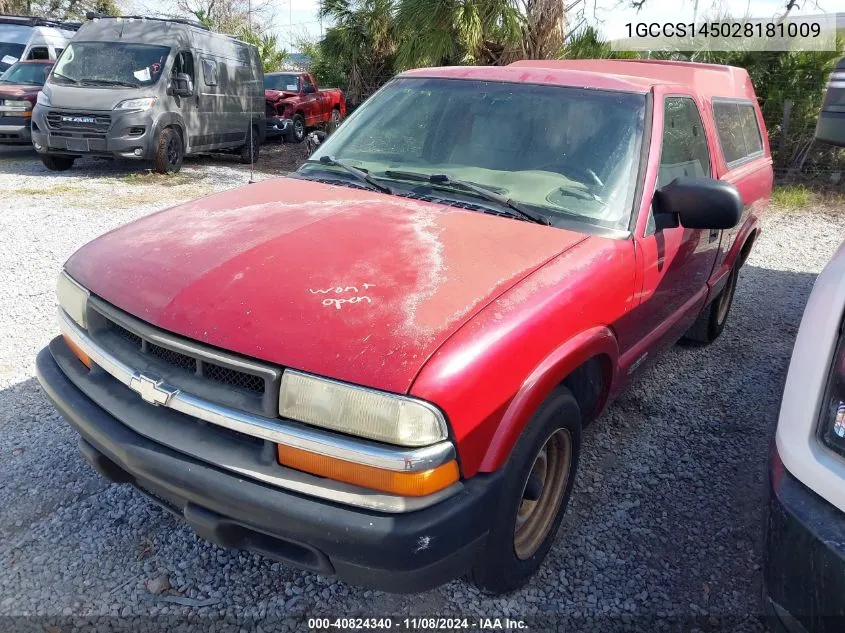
{"left": 558, "top": 26, "right": 637, "bottom": 60}
{"left": 0, "top": 0, "right": 120, "bottom": 20}
{"left": 237, "top": 27, "right": 288, "bottom": 73}
{"left": 771, "top": 184, "right": 811, "bottom": 208}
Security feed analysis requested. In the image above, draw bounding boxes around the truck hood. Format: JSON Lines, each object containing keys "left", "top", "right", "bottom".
{"left": 41, "top": 82, "right": 152, "bottom": 110}
{"left": 65, "top": 178, "right": 587, "bottom": 393}
{"left": 265, "top": 89, "right": 298, "bottom": 102}
{"left": 0, "top": 83, "right": 40, "bottom": 101}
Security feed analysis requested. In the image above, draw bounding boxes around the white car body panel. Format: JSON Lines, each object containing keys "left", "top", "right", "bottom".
{"left": 776, "top": 239, "right": 845, "bottom": 514}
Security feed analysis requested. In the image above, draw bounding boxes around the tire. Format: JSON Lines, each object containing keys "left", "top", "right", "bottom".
{"left": 684, "top": 263, "right": 739, "bottom": 344}
{"left": 239, "top": 125, "right": 260, "bottom": 164}
{"left": 285, "top": 114, "right": 306, "bottom": 143}
{"left": 153, "top": 127, "right": 184, "bottom": 174}
{"left": 40, "top": 155, "right": 75, "bottom": 171}
{"left": 470, "top": 386, "right": 581, "bottom": 594}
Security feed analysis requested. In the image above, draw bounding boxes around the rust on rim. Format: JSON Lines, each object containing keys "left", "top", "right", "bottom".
{"left": 514, "top": 428, "right": 572, "bottom": 560}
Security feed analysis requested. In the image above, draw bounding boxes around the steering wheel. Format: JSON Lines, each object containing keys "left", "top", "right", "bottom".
{"left": 529, "top": 160, "right": 605, "bottom": 188}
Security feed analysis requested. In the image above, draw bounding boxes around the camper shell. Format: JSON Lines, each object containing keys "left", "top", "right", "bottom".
{"left": 0, "top": 15, "right": 78, "bottom": 73}
{"left": 31, "top": 16, "right": 265, "bottom": 173}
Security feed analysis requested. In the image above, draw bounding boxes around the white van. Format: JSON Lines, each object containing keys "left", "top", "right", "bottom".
{"left": 0, "top": 15, "right": 79, "bottom": 74}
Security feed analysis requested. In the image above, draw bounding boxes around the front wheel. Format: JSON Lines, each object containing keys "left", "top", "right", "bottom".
{"left": 153, "top": 127, "right": 184, "bottom": 174}
{"left": 285, "top": 114, "right": 306, "bottom": 143}
{"left": 470, "top": 386, "right": 581, "bottom": 594}
{"left": 40, "top": 155, "right": 75, "bottom": 171}
{"left": 683, "top": 263, "right": 739, "bottom": 344}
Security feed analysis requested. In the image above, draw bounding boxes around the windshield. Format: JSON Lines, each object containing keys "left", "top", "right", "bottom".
{"left": 0, "top": 43, "right": 26, "bottom": 73}
{"left": 307, "top": 77, "right": 646, "bottom": 230}
{"left": 50, "top": 42, "right": 170, "bottom": 87}
{"left": 1, "top": 62, "right": 51, "bottom": 85}
{"left": 265, "top": 74, "right": 300, "bottom": 91}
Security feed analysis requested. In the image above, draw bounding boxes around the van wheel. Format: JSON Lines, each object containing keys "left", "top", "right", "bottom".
{"left": 40, "top": 155, "right": 75, "bottom": 171}
{"left": 286, "top": 114, "right": 306, "bottom": 143}
{"left": 239, "top": 125, "right": 260, "bottom": 164}
{"left": 470, "top": 386, "right": 581, "bottom": 595}
{"left": 684, "top": 263, "right": 739, "bottom": 344}
{"left": 153, "top": 127, "right": 183, "bottom": 174}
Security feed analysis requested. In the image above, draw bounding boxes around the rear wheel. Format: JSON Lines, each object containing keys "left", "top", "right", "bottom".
{"left": 153, "top": 127, "right": 183, "bottom": 174}
{"left": 40, "top": 155, "right": 75, "bottom": 171}
{"left": 239, "top": 125, "right": 260, "bottom": 164}
{"left": 470, "top": 386, "right": 581, "bottom": 594}
{"left": 684, "top": 263, "right": 739, "bottom": 344}
{"left": 285, "top": 114, "right": 306, "bottom": 143}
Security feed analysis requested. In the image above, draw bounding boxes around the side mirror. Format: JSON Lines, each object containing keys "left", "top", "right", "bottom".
{"left": 170, "top": 72, "right": 194, "bottom": 97}
{"left": 653, "top": 177, "right": 742, "bottom": 231}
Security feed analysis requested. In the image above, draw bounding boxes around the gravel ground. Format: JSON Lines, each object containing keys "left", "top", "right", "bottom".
{"left": 1, "top": 145, "right": 844, "bottom": 632}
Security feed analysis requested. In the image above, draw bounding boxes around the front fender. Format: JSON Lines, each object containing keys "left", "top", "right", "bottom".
{"left": 478, "top": 326, "right": 618, "bottom": 472}
{"left": 152, "top": 112, "right": 186, "bottom": 151}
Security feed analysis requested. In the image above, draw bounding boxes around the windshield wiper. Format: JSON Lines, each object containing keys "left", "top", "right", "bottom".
{"left": 81, "top": 79, "right": 139, "bottom": 88}
{"left": 382, "top": 170, "right": 550, "bottom": 226}
{"left": 303, "top": 156, "right": 393, "bottom": 194}
{"left": 51, "top": 71, "right": 78, "bottom": 84}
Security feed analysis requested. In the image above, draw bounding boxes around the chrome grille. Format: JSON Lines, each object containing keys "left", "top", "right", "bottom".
{"left": 87, "top": 297, "right": 279, "bottom": 416}
{"left": 46, "top": 111, "right": 111, "bottom": 133}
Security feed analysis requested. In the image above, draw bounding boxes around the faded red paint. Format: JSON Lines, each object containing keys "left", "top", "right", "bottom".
{"left": 264, "top": 71, "right": 346, "bottom": 127}
{"left": 64, "top": 59, "right": 773, "bottom": 479}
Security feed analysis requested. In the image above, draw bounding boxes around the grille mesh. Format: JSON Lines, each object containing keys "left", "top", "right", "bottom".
{"left": 205, "top": 362, "right": 265, "bottom": 394}
{"left": 105, "top": 319, "right": 266, "bottom": 395}
{"left": 147, "top": 342, "right": 198, "bottom": 373}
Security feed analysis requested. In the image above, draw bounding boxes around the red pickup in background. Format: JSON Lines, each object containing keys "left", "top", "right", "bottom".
{"left": 264, "top": 71, "right": 346, "bottom": 143}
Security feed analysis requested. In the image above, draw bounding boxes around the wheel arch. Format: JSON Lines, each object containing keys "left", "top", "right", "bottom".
{"left": 152, "top": 113, "right": 186, "bottom": 152}
{"left": 478, "top": 326, "right": 619, "bottom": 472}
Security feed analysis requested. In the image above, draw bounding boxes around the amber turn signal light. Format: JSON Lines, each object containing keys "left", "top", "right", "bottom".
{"left": 277, "top": 444, "right": 459, "bottom": 497}
{"left": 63, "top": 334, "right": 92, "bottom": 369}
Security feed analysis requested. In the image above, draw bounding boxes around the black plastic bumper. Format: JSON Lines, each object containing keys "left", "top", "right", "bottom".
{"left": 36, "top": 345, "right": 501, "bottom": 592}
{"left": 266, "top": 116, "right": 292, "bottom": 137}
{"left": 764, "top": 447, "right": 845, "bottom": 633}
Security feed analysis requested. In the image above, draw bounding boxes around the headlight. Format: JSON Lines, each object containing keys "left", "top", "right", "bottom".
{"left": 36, "top": 91, "right": 50, "bottom": 106}
{"left": 57, "top": 271, "right": 89, "bottom": 329}
{"left": 279, "top": 370, "right": 448, "bottom": 447}
{"left": 113, "top": 97, "right": 156, "bottom": 112}
{"left": 1, "top": 99, "right": 32, "bottom": 112}
{"left": 819, "top": 328, "right": 845, "bottom": 458}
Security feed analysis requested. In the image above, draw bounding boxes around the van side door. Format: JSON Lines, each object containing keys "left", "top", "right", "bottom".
{"left": 616, "top": 93, "right": 721, "bottom": 370}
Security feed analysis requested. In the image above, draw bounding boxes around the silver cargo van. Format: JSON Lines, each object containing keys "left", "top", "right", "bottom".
{"left": 0, "top": 15, "right": 78, "bottom": 73}
{"left": 31, "top": 15, "right": 265, "bottom": 173}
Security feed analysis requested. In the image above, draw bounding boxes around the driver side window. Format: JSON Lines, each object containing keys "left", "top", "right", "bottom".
{"left": 658, "top": 97, "right": 711, "bottom": 187}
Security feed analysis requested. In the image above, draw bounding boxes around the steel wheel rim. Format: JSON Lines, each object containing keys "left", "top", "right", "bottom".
{"left": 514, "top": 428, "right": 572, "bottom": 560}
{"left": 716, "top": 268, "right": 738, "bottom": 324}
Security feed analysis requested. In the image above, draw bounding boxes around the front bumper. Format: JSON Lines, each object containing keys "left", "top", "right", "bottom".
{"left": 764, "top": 447, "right": 845, "bottom": 633}
{"left": 266, "top": 116, "right": 292, "bottom": 137}
{"left": 0, "top": 115, "right": 32, "bottom": 144}
{"left": 31, "top": 106, "right": 155, "bottom": 159}
{"left": 36, "top": 342, "right": 501, "bottom": 592}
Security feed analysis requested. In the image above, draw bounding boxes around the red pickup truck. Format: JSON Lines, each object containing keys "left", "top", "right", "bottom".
{"left": 264, "top": 71, "right": 345, "bottom": 143}
{"left": 38, "top": 59, "right": 771, "bottom": 594}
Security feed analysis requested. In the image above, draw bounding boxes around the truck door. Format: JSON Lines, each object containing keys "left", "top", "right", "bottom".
{"left": 617, "top": 94, "right": 721, "bottom": 366}
{"left": 301, "top": 74, "right": 320, "bottom": 126}
{"left": 170, "top": 51, "right": 200, "bottom": 150}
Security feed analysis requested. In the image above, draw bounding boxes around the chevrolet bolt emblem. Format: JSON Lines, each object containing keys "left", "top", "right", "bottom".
{"left": 128, "top": 373, "right": 179, "bottom": 406}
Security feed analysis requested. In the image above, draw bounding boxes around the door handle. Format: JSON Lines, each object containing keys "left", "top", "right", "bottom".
{"left": 709, "top": 229, "right": 719, "bottom": 243}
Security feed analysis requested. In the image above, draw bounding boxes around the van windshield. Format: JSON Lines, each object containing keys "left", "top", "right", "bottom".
{"left": 51, "top": 42, "right": 170, "bottom": 87}
{"left": 0, "top": 43, "right": 26, "bottom": 73}
{"left": 306, "top": 77, "right": 646, "bottom": 231}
